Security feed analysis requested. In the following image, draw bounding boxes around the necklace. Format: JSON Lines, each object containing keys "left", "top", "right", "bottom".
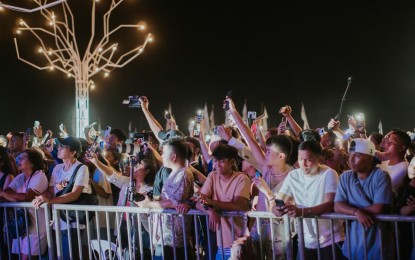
{"left": 270, "top": 167, "right": 289, "bottom": 177}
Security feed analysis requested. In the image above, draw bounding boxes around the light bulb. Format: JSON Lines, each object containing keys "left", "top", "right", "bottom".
{"left": 112, "top": 46, "right": 117, "bottom": 51}
{"left": 104, "top": 72, "right": 109, "bottom": 77}
{"left": 38, "top": 47, "right": 43, "bottom": 53}
{"left": 98, "top": 47, "right": 103, "bottom": 52}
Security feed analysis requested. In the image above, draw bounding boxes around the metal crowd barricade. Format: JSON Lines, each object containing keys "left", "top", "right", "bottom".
{"left": 1, "top": 202, "right": 53, "bottom": 260}
{"left": 296, "top": 213, "right": 415, "bottom": 260}
{"left": 2, "top": 201, "right": 415, "bottom": 260}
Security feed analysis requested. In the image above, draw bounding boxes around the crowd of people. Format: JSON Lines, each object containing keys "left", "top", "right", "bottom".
{"left": 1, "top": 95, "right": 415, "bottom": 260}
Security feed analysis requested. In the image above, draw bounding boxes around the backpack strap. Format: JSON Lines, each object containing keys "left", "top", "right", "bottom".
{"left": 353, "top": 172, "right": 373, "bottom": 204}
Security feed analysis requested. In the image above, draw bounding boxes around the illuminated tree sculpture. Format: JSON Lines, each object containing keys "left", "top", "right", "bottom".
{"left": 0, "top": 0, "right": 66, "bottom": 13}
{"left": 13, "top": 0, "right": 153, "bottom": 137}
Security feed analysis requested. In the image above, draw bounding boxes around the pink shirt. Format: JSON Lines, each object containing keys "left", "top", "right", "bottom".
{"left": 201, "top": 171, "right": 251, "bottom": 248}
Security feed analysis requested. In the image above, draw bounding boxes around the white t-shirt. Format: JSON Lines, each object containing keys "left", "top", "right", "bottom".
{"left": 378, "top": 160, "right": 408, "bottom": 193}
{"left": 279, "top": 165, "right": 344, "bottom": 248}
{"left": 8, "top": 170, "right": 49, "bottom": 233}
{"left": 49, "top": 161, "right": 91, "bottom": 230}
{"left": 8, "top": 171, "right": 49, "bottom": 255}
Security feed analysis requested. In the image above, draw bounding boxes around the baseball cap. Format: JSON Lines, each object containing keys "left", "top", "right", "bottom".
{"left": 56, "top": 136, "right": 82, "bottom": 153}
{"left": 349, "top": 138, "right": 376, "bottom": 156}
{"left": 158, "top": 129, "right": 185, "bottom": 141}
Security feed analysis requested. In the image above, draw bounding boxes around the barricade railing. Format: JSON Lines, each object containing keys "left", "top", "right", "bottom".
{"left": 2, "top": 202, "right": 415, "bottom": 260}
{"left": 0, "top": 202, "right": 53, "bottom": 260}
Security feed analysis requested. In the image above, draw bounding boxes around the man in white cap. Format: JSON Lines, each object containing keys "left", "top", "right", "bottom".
{"left": 334, "top": 138, "right": 393, "bottom": 259}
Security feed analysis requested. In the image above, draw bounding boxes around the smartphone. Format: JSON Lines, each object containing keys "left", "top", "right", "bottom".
{"left": 104, "top": 126, "right": 111, "bottom": 139}
{"left": 213, "top": 126, "right": 219, "bottom": 135}
{"left": 193, "top": 122, "right": 201, "bottom": 138}
{"left": 41, "top": 131, "right": 51, "bottom": 145}
{"left": 26, "top": 127, "right": 31, "bottom": 135}
{"left": 34, "top": 121, "right": 40, "bottom": 129}
{"left": 255, "top": 171, "right": 262, "bottom": 178}
{"left": 165, "top": 110, "right": 171, "bottom": 120}
{"left": 355, "top": 113, "right": 365, "bottom": 128}
{"left": 224, "top": 90, "right": 233, "bottom": 111}
{"left": 275, "top": 199, "right": 285, "bottom": 207}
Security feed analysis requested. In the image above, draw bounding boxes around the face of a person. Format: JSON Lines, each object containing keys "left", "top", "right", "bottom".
{"left": 57, "top": 144, "right": 74, "bottom": 160}
{"left": 320, "top": 134, "right": 332, "bottom": 148}
{"left": 265, "top": 144, "right": 282, "bottom": 166}
{"left": 382, "top": 132, "right": 405, "bottom": 156}
{"left": 349, "top": 152, "right": 373, "bottom": 172}
{"left": 241, "top": 160, "right": 255, "bottom": 178}
{"left": 133, "top": 162, "right": 148, "bottom": 179}
{"left": 10, "top": 136, "right": 23, "bottom": 152}
{"left": 213, "top": 157, "right": 234, "bottom": 175}
{"left": 105, "top": 151, "right": 115, "bottom": 164}
{"left": 298, "top": 149, "right": 320, "bottom": 175}
{"left": 161, "top": 145, "right": 174, "bottom": 168}
{"left": 107, "top": 134, "right": 121, "bottom": 149}
{"left": 17, "top": 152, "right": 32, "bottom": 174}
{"left": 148, "top": 136, "right": 159, "bottom": 150}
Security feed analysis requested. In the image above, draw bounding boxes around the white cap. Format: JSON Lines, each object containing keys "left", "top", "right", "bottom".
{"left": 349, "top": 138, "right": 376, "bottom": 156}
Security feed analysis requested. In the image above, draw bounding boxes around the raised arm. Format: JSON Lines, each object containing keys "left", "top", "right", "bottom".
{"left": 280, "top": 106, "right": 303, "bottom": 137}
{"left": 140, "top": 96, "right": 164, "bottom": 143}
{"left": 226, "top": 98, "right": 266, "bottom": 166}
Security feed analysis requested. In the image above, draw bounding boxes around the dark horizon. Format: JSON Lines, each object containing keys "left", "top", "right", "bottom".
{"left": 1, "top": 0, "right": 415, "bottom": 136}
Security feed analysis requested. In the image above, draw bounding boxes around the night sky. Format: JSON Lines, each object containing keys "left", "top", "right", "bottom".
{"left": 1, "top": 0, "right": 415, "bottom": 136}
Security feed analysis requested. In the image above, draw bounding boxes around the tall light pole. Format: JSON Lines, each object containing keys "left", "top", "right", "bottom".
{"left": 12, "top": 0, "right": 152, "bottom": 137}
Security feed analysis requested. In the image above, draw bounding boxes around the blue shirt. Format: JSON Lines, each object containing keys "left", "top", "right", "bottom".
{"left": 335, "top": 167, "right": 393, "bottom": 259}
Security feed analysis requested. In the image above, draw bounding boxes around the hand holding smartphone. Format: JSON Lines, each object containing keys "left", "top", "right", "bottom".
{"left": 275, "top": 199, "right": 285, "bottom": 207}
{"left": 224, "top": 90, "right": 233, "bottom": 111}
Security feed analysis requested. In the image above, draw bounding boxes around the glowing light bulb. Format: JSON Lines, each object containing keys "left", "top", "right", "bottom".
{"left": 95, "top": 67, "right": 100, "bottom": 72}
{"left": 104, "top": 72, "right": 109, "bottom": 77}
{"left": 19, "top": 19, "right": 24, "bottom": 26}
{"left": 49, "top": 66, "right": 54, "bottom": 71}
{"left": 148, "top": 36, "right": 154, "bottom": 42}
{"left": 16, "top": 29, "right": 21, "bottom": 35}
{"left": 91, "top": 84, "right": 95, "bottom": 90}
{"left": 38, "top": 47, "right": 43, "bottom": 53}
{"left": 138, "top": 48, "right": 143, "bottom": 53}
{"left": 48, "top": 49, "right": 53, "bottom": 56}
{"left": 112, "top": 46, "right": 117, "bottom": 51}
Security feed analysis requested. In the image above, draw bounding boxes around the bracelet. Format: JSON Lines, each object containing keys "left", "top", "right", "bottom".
{"left": 268, "top": 196, "right": 276, "bottom": 202}
{"left": 352, "top": 208, "right": 358, "bottom": 215}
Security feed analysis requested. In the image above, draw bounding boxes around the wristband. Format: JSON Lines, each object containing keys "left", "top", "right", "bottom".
{"left": 352, "top": 208, "right": 358, "bottom": 215}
